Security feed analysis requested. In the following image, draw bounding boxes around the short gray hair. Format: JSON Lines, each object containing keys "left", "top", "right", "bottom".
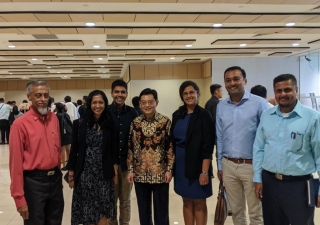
{"left": 26, "top": 80, "right": 50, "bottom": 94}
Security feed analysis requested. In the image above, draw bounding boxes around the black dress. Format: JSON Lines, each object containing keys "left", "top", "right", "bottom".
{"left": 71, "top": 127, "right": 116, "bottom": 225}
{"left": 56, "top": 112, "right": 72, "bottom": 146}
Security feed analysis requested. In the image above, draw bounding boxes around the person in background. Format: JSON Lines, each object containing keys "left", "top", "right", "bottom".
{"left": 216, "top": 66, "right": 268, "bottom": 225}
{"left": 8, "top": 106, "right": 23, "bottom": 126}
{"left": 0, "top": 98, "right": 12, "bottom": 145}
{"left": 10, "top": 101, "right": 16, "bottom": 107}
{"left": 268, "top": 96, "right": 278, "bottom": 106}
{"left": 19, "top": 100, "right": 30, "bottom": 113}
{"left": 9, "top": 80, "right": 64, "bottom": 225}
{"left": 76, "top": 99, "right": 82, "bottom": 119}
{"left": 205, "top": 84, "right": 223, "bottom": 122}
{"left": 131, "top": 96, "right": 143, "bottom": 116}
{"left": 253, "top": 74, "right": 320, "bottom": 225}
{"left": 55, "top": 103, "right": 73, "bottom": 171}
{"left": 78, "top": 95, "right": 88, "bottom": 118}
{"left": 64, "top": 96, "right": 78, "bottom": 122}
{"left": 67, "top": 90, "right": 117, "bottom": 225}
{"left": 250, "top": 85, "right": 273, "bottom": 108}
{"left": 108, "top": 80, "right": 138, "bottom": 225}
{"left": 127, "top": 88, "right": 174, "bottom": 225}
{"left": 171, "top": 81, "right": 215, "bottom": 225}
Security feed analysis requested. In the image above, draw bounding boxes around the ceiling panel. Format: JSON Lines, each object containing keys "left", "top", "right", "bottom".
{"left": 282, "top": 0, "right": 320, "bottom": 4}
{"left": 232, "top": 28, "right": 260, "bottom": 34}
{"left": 256, "top": 28, "right": 287, "bottom": 34}
{"left": 308, "top": 39, "right": 320, "bottom": 44}
{"left": 26, "top": 51, "right": 49, "bottom": 54}
{"left": 163, "top": 50, "right": 184, "bottom": 54}
{"left": 0, "top": 17, "right": 7, "bottom": 22}
{"left": 107, "top": 41, "right": 129, "bottom": 46}
{"left": 178, "top": 0, "right": 213, "bottom": 2}
{"left": 59, "top": 41, "right": 84, "bottom": 46}
{"left": 46, "top": 50, "right": 70, "bottom": 54}
{"left": 67, "top": 51, "right": 88, "bottom": 54}
{"left": 145, "top": 50, "right": 165, "bottom": 54}
{"left": 35, "top": 41, "right": 61, "bottom": 46}
{"left": 304, "top": 16, "right": 320, "bottom": 23}
{"left": 150, "top": 41, "right": 173, "bottom": 45}
{"left": 19, "top": 28, "right": 51, "bottom": 34}
{"left": 125, "top": 54, "right": 142, "bottom": 58}
{"left": 104, "top": 28, "right": 132, "bottom": 34}
{"left": 157, "top": 28, "right": 186, "bottom": 34}
{"left": 279, "top": 28, "right": 312, "bottom": 34}
{"left": 5, "top": 51, "right": 29, "bottom": 54}
{"left": 135, "top": 14, "right": 168, "bottom": 22}
{"left": 131, "top": 28, "right": 160, "bottom": 34}
{"left": 193, "top": 14, "right": 231, "bottom": 23}
{"left": 233, "top": 40, "right": 259, "bottom": 44}
{"left": 9, "top": 41, "right": 37, "bottom": 46}
{"left": 165, "top": 14, "right": 200, "bottom": 22}
{"left": 0, "top": 14, "right": 39, "bottom": 22}
{"left": 207, "top": 28, "right": 238, "bottom": 34}
{"left": 69, "top": 14, "right": 104, "bottom": 22}
{"left": 303, "top": 28, "right": 320, "bottom": 34}
{"left": 35, "top": 14, "right": 72, "bottom": 22}
{"left": 0, "top": 61, "right": 29, "bottom": 65}
{"left": 140, "top": 0, "right": 176, "bottom": 2}
{"left": 182, "top": 28, "right": 212, "bottom": 34}
{"left": 212, "top": 0, "right": 250, "bottom": 3}
{"left": 101, "top": 0, "right": 139, "bottom": 2}
{"left": 280, "top": 15, "right": 318, "bottom": 23}
{"left": 48, "top": 28, "right": 79, "bottom": 34}
{"left": 223, "top": 15, "right": 261, "bottom": 23}
{"left": 172, "top": 40, "right": 195, "bottom": 45}
{"left": 129, "top": 41, "right": 151, "bottom": 46}
{"left": 268, "top": 52, "right": 292, "bottom": 56}
{"left": 249, "top": 0, "right": 285, "bottom": 3}
{"left": 251, "top": 15, "right": 289, "bottom": 23}
{"left": 77, "top": 28, "right": 105, "bottom": 34}
{"left": 0, "top": 28, "right": 22, "bottom": 34}
{"left": 103, "top": 14, "right": 135, "bottom": 22}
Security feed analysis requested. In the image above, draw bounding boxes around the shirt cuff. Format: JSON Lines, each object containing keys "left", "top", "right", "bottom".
{"left": 217, "top": 161, "right": 222, "bottom": 171}
{"left": 14, "top": 196, "right": 27, "bottom": 208}
{"left": 127, "top": 165, "right": 133, "bottom": 173}
{"left": 253, "top": 173, "right": 262, "bottom": 183}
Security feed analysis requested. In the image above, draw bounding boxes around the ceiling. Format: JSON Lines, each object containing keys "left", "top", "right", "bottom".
{"left": 0, "top": 0, "right": 320, "bottom": 80}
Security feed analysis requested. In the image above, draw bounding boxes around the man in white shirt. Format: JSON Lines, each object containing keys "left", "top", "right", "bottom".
{"left": 0, "top": 98, "right": 13, "bottom": 144}
{"left": 64, "top": 96, "right": 78, "bottom": 122}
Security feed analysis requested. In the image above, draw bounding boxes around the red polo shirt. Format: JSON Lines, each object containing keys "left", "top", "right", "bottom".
{"left": 9, "top": 108, "right": 61, "bottom": 208}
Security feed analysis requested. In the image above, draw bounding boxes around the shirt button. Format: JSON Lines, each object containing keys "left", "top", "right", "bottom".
{"left": 120, "top": 124, "right": 122, "bottom": 126}
{"left": 120, "top": 149, "right": 122, "bottom": 151}
{"left": 120, "top": 140, "right": 122, "bottom": 142}
{"left": 120, "top": 132, "right": 122, "bottom": 134}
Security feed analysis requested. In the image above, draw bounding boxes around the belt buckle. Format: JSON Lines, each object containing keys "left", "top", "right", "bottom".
{"left": 47, "top": 171, "right": 55, "bottom": 176}
{"left": 275, "top": 173, "right": 283, "bottom": 180}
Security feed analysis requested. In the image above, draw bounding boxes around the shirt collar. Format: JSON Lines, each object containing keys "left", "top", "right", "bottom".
{"left": 272, "top": 100, "right": 302, "bottom": 118}
{"left": 141, "top": 112, "right": 159, "bottom": 122}
{"left": 109, "top": 102, "right": 127, "bottom": 113}
{"left": 29, "top": 107, "right": 51, "bottom": 121}
{"left": 227, "top": 90, "right": 250, "bottom": 104}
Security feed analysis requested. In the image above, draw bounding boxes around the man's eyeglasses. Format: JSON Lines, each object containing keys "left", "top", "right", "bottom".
{"left": 224, "top": 77, "right": 244, "bottom": 84}
{"left": 140, "top": 100, "right": 155, "bottom": 106}
{"left": 182, "top": 90, "right": 197, "bottom": 97}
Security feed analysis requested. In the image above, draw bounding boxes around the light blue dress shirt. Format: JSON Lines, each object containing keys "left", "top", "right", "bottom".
{"left": 216, "top": 90, "right": 269, "bottom": 170}
{"left": 0, "top": 103, "right": 12, "bottom": 120}
{"left": 253, "top": 101, "right": 320, "bottom": 194}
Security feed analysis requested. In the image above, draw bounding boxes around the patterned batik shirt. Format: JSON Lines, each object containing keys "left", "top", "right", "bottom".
{"left": 127, "top": 112, "right": 174, "bottom": 184}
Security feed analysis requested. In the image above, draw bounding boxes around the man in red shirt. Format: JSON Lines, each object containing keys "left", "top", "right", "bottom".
{"left": 9, "top": 80, "right": 64, "bottom": 225}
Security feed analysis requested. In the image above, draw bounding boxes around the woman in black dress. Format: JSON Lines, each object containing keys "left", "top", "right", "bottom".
{"left": 171, "top": 81, "right": 215, "bottom": 225}
{"left": 66, "top": 90, "right": 118, "bottom": 225}
{"left": 55, "top": 102, "right": 72, "bottom": 170}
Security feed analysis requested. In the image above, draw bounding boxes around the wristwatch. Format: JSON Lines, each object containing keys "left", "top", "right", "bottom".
{"left": 201, "top": 171, "right": 208, "bottom": 175}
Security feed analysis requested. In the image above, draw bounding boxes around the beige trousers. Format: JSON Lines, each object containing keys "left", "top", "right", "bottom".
{"left": 108, "top": 168, "right": 133, "bottom": 225}
{"left": 222, "top": 157, "right": 263, "bottom": 225}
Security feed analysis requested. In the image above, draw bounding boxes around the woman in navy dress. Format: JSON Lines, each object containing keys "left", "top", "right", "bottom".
{"left": 171, "top": 81, "right": 215, "bottom": 225}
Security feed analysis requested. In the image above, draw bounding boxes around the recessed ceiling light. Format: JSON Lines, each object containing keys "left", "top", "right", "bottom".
{"left": 100, "top": 66, "right": 105, "bottom": 68}
{"left": 292, "top": 43, "right": 299, "bottom": 46}
{"left": 85, "top": 22, "right": 96, "bottom": 27}
{"left": 240, "top": 44, "right": 247, "bottom": 47}
{"left": 286, "top": 22, "right": 295, "bottom": 26}
{"left": 93, "top": 45, "right": 100, "bottom": 48}
{"left": 102, "top": 71, "right": 106, "bottom": 73}
{"left": 8, "top": 45, "right": 15, "bottom": 48}
{"left": 170, "top": 57, "right": 175, "bottom": 60}
{"left": 0, "top": 211, "right": 3, "bottom": 214}
{"left": 186, "top": 44, "right": 192, "bottom": 48}
{"left": 213, "top": 23, "right": 222, "bottom": 27}
{"left": 9, "top": 72, "right": 12, "bottom": 74}
{"left": 32, "top": 58, "right": 37, "bottom": 61}
{"left": 64, "top": 76, "right": 67, "bottom": 77}
{"left": 47, "top": 66, "right": 51, "bottom": 69}
{"left": 173, "top": 222, "right": 179, "bottom": 225}
{"left": 22, "top": 76, "right": 26, "bottom": 78}
{"left": 98, "top": 58, "right": 103, "bottom": 60}
{"left": 57, "top": 72, "right": 60, "bottom": 73}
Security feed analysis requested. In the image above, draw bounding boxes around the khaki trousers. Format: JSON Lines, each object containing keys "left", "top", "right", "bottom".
{"left": 222, "top": 157, "right": 263, "bottom": 225}
{"left": 108, "top": 168, "right": 133, "bottom": 225}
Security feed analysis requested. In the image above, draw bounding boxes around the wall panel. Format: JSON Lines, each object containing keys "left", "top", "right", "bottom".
{"left": 173, "top": 64, "right": 187, "bottom": 79}
{"left": 187, "top": 64, "right": 202, "bottom": 79}
{"left": 145, "top": 65, "right": 159, "bottom": 80}
{"left": 159, "top": 65, "right": 173, "bottom": 79}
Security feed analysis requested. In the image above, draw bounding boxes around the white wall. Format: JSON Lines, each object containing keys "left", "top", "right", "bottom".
{"left": 299, "top": 53, "right": 320, "bottom": 108}
{"left": 129, "top": 79, "right": 209, "bottom": 118}
{"left": 211, "top": 57, "right": 300, "bottom": 100}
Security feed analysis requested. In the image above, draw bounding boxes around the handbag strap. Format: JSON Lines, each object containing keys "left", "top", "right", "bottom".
{"left": 0, "top": 103, "right": 4, "bottom": 111}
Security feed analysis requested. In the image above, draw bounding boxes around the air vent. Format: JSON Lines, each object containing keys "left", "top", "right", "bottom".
{"left": 56, "top": 55, "right": 74, "bottom": 58}
{"left": 107, "top": 35, "right": 128, "bottom": 40}
{"left": 310, "top": 5, "right": 320, "bottom": 10}
{"left": 108, "top": 54, "right": 125, "bottom": 58}
{"left": 32, "top": 34, "right": 58, "bottom": 39}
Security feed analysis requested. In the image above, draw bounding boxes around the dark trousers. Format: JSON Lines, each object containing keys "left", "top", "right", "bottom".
{"left": 24, "top": 171, "right": 64, "bottom": 225}
{"left": 0, "top": 119, "right": 9, "bottom": 143}
{"left": 134, "top": 182, "right": 169, "bottom": 225}
{"left": 262, "top": 171, "right": 315, "bottom": 225}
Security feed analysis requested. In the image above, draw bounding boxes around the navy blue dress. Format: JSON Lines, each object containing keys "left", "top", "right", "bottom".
{"left": 173, "top": 114, "right": 212, "bottom": 199}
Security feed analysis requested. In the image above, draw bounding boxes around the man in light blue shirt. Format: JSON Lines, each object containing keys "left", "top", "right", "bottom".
{"left": 216, "top": 66, "right": 268, "bottom": 225}
{"left": 0, "top": 98, "right": 12, "bottom": 144}
{"left": 253, "top": 74, "right": 320, "bottom": 225}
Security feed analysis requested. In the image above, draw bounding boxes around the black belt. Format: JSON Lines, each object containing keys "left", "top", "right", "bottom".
{"left": 264, "top": 170, "right": 311, "bottom": 181}
{"left": 24, "top": 167, "right": 59, "bottom": 177}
